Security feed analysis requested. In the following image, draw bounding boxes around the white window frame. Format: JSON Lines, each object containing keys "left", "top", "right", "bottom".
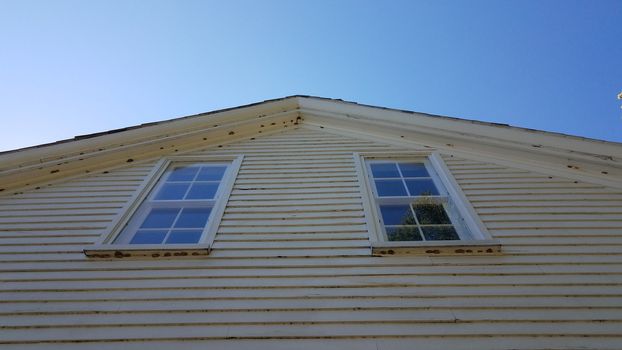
{"left": 366, "top": 158, "right": 470, "bottom": 241}
{"left": 353, "top": 151, "right": 499, "bottom": 255}
{"left": 113, "top": 161, "right": 231, "bottom": 245}
{"left": 85, "top": 155, "right": 243, "bottom": 258}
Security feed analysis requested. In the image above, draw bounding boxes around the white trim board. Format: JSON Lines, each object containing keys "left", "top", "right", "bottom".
{"left": 0, "top": 118, "right": 297, "bottom": 197}
{"left": 300, "top": 118, "right": 622, "bottom": 190}
{"left": 296, "top": 96, "right": 622, "bottom": 163}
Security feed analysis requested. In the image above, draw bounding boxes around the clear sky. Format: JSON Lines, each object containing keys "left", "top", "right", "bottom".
{"left": 0, "top": 0, "right": 620, "bottom": 151}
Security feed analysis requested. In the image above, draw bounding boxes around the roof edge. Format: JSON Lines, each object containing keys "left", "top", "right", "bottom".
{"left": 2, "top": 94, "right": 620, "bottom": 157}
{"left": 0, "top": 95, "right": 301, "bottom": 156}
{"left": 294, "top": 95, "right": 622, "bottom": 148}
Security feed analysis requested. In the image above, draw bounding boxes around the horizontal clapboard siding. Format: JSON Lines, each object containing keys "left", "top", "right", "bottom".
{"left": 442, "top": 156, "right": 622, "bottom": 244}
{"left": 193, "top": 128, "right": 403, "bottom": 258}
{"left": 0, "top": 165, "right": 155, "bottom": 247}
{"left": 0, "top": 126, "right": 620, "bottom": 349}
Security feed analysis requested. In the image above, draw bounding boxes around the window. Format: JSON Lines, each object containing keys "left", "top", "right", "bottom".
{"left": 114, "top": 163, "right": 228, "bottom": 245}
{"left": 354, "top": 152, "right": 498, "bottom": 255}
{"left": 84, "top": 155, "right": 242, "bottom": 258}
{"left": 368, "top": 160, "right": 468, "bottom": 242}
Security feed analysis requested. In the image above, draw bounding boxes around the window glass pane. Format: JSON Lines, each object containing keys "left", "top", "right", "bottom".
{"left": 370, "top": 163, "right": 401, "bottom": 178}
{"left": 421, "top": 226, "right": 460, "bottom": 240}
{"left": 114, "top": 161, "right": 234, "bottom": 245}
{"left": 166, "top": 230, "right": 203, "bottom": 244}
{"left": 375, "top": 180, "right": 408, "bottom": 197}
{"left": 168, "top": 166, "right": 199, "bottom": 181}
{"left": 386, "top": 226, "right": 422, "bottom": 241}
{"left": 186, "top": 183, "right": 219, "bottom": 199}
{"left": 398, "top": 163, "right": 430, "bottom": 177}
{"left": 380, "top": 205, "right": 416, "bottom": 225}
{"left": 196, "top": 166, "right": 227, "bottom": 181}
{"left": 405, "top": 179, "right": 439, "bottom": 196}
{"left": 412, "top": 204, "right": 451, "bottom": 225}
{"left": 130, "top": 230, "right": 168, "bottom": 244}
{"left": 140, "top": 208, "right": 180, "bottom": 228}
{"left": 155, "top": 183, "right": 190, "bottom": 200}
{"left": 174, "top": 207, "right": 212, "bottom": 228}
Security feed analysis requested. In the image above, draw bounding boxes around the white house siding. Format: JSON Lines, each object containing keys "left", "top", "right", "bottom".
{"left": 1, "top": 126, "right": 621, "bottom": 349}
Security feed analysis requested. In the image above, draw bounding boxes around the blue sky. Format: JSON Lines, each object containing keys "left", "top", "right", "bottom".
{"left": 0, "top": 0, "right": 620, "bottom": 151}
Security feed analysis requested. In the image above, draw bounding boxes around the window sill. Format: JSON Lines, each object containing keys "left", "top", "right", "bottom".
{"left": 371, "top": 239, "right": 501, "bottom": 256}
{"left": 83, "top": 244, "right": 210, "bottom": 259}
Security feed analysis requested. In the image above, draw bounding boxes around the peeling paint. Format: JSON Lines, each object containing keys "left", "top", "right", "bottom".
{"left": 594, "top": 155, "right": 614, "bottom": 161}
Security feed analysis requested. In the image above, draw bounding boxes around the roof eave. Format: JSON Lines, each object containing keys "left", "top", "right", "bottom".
{"left": 0, "top": 97, "right": 301, "bottom": 194}
{"left": 1, "top": 94, "right": 621, "bottom": 195}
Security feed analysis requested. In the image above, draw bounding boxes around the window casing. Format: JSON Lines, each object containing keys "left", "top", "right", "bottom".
{"left": 354, "top": 151, "right": 496, "bottom": 254}
{"left": 85, "top": 155, "right": 242, "bottom": 258}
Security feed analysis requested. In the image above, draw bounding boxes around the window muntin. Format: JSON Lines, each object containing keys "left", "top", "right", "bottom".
{"left": 114, "top": 163, "right": 229, "bottom": 245}
{"left": 367, "top": 160, "right": 469, "bottom": 242}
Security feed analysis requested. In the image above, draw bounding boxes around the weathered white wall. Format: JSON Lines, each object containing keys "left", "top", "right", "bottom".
{"left": 1, "top": 126, "right": 621, "bottom": 349}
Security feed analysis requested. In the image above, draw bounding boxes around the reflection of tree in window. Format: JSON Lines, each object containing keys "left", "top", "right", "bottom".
{"left": 387, "top": 226, "right": 422, "bottom": 241}
{"left": 371, "top": 161, "right": 461, "bottom": 241}
{"left": 412, "top": 203, "right": 451, "bottom": 224}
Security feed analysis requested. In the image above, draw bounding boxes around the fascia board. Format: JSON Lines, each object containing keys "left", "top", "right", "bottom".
{"left": 297, "top": 97, "right": 622, "bottom": 167}
{"left": 301, "top": 114, "right": 622, "bottom": 189}
{"left": 0, "top": 97, "right": 300, "bottom": 171}
{"left": 0, "top": 109, "right": 300, "bottom": 195}
{"left": 301, "top": 108, "right": 619, "bottom": 167}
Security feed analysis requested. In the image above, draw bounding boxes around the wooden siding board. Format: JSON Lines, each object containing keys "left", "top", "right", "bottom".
{"left": 2, "top": 322, "right": 622, "bottom": 344}
{"left": 0, "top": 127, "right": 621, "bottom": 347}
{"left": 6, "top": 285, "right": 622, "bottom": 303}
{"left": 0, "top": 264, "right": 605, "bottom": 280}
{"left": 5, "top": 275, "right": 622, "bottom": 292}
{"left": 3, "top": 296, "right": 622, "bottom": 314}
{"left": 4, "top": 338, "right": 622, "bottom": 350}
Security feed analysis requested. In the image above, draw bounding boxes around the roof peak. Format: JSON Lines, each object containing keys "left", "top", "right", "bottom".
{"left": 3, "top": 95, "right": 620, "bottom": 155}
